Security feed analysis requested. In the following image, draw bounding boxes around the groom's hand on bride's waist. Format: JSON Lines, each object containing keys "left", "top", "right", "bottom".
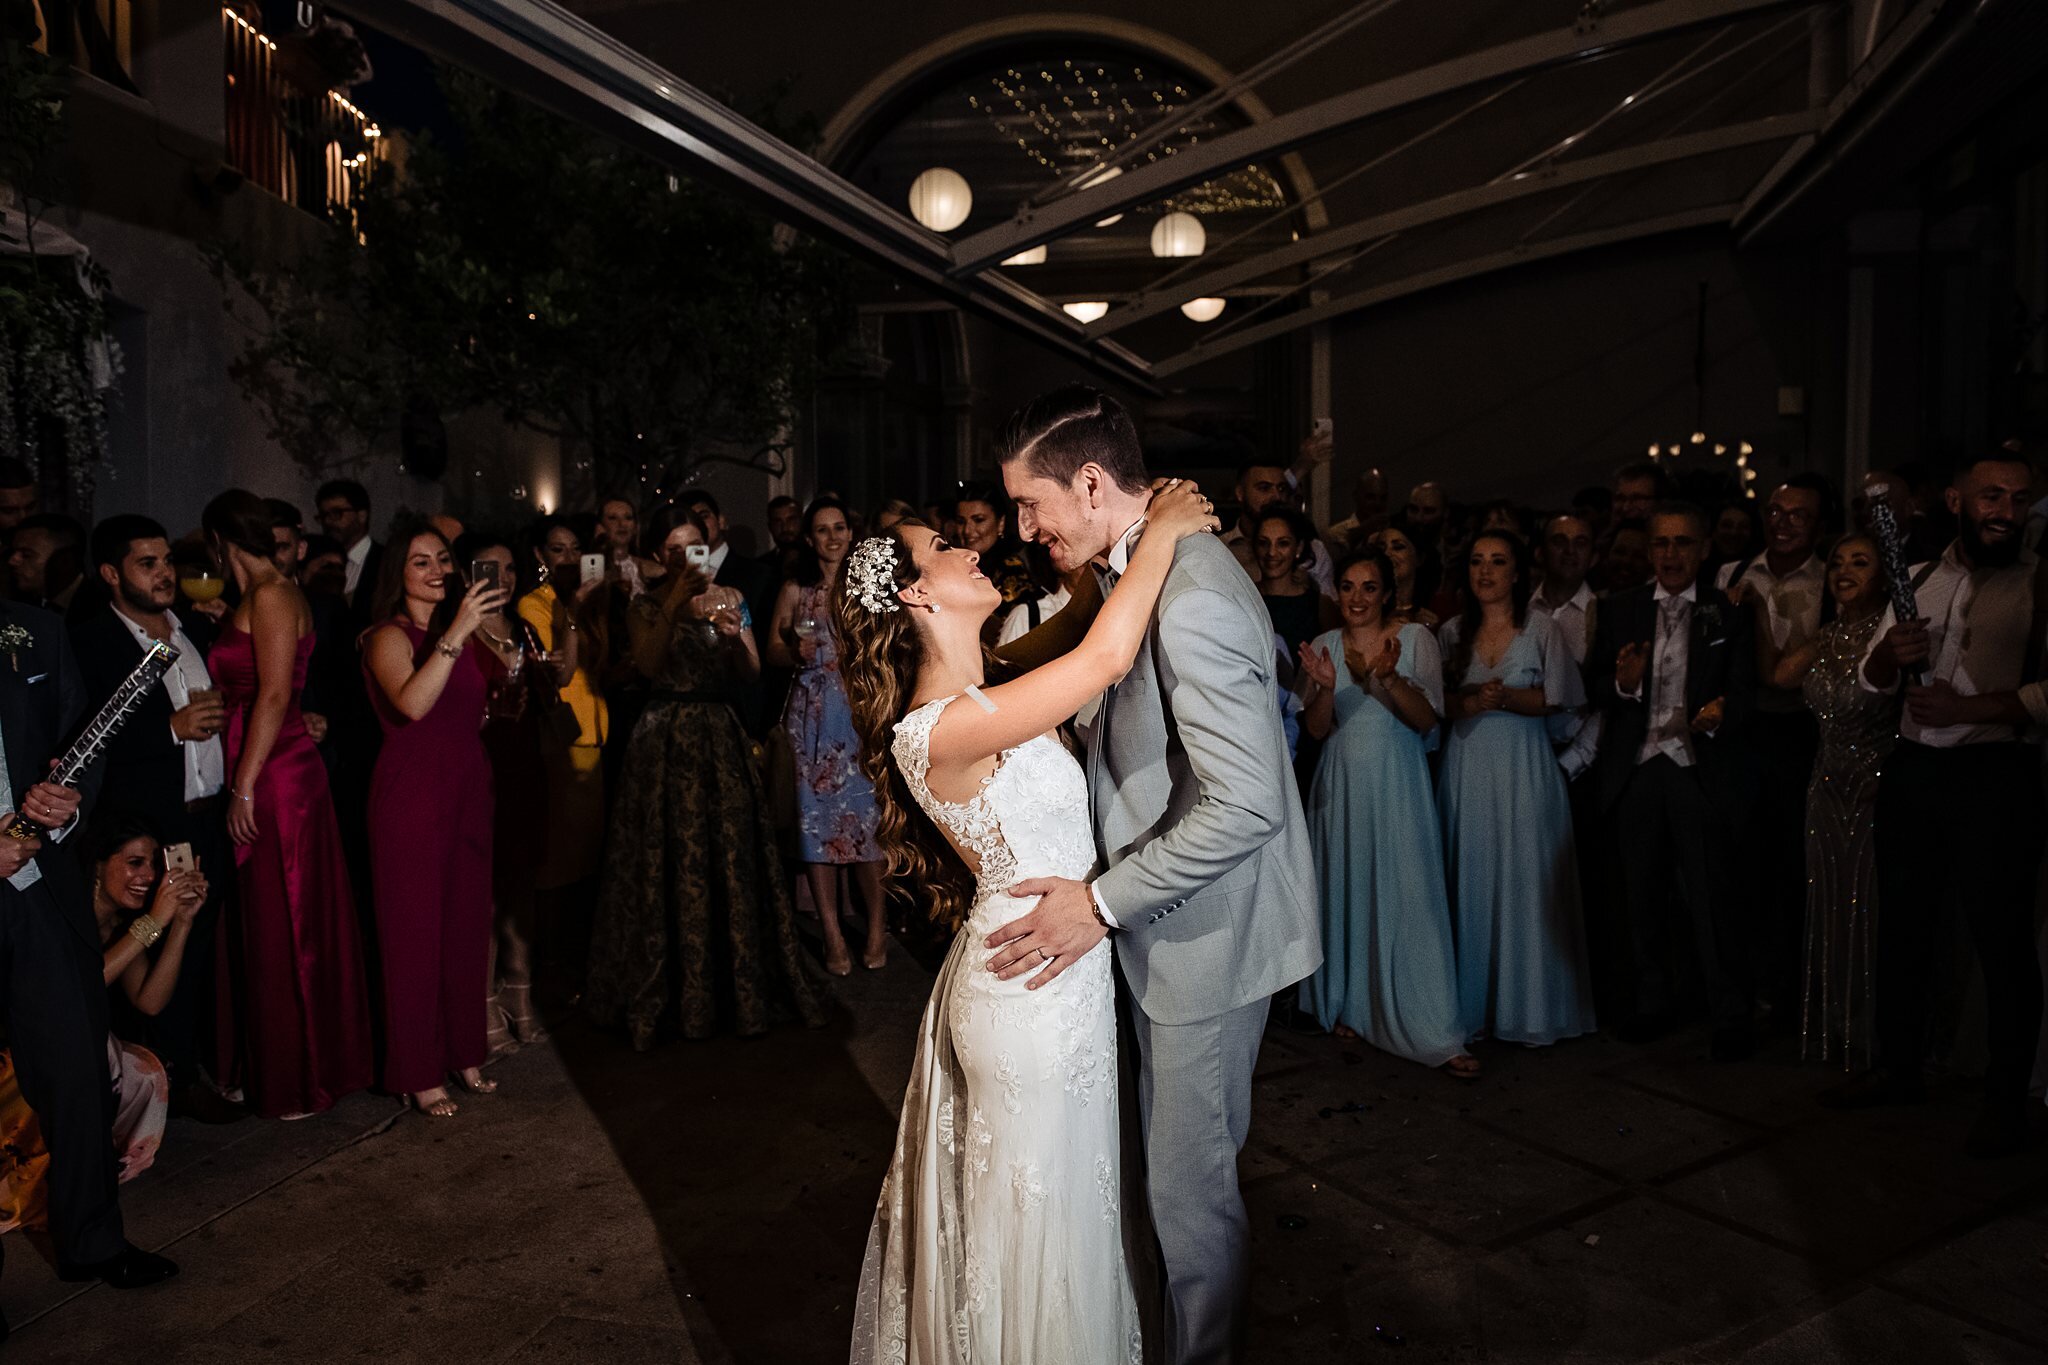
{"left": 986, "top": 877, "right": 1108, "bottom": 990}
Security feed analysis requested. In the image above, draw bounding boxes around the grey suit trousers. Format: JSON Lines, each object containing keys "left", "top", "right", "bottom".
{"left": 1130, "top": 994, "right": 1269, "bottom": 1365}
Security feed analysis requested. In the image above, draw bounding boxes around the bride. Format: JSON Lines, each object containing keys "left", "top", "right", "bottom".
{"left": 837, "top": 478, "right": 1218, "bottom": 1364}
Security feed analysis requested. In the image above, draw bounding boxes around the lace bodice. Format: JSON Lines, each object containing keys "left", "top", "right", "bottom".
{"left": 891, "top": 693, "right": 1096, "bottom": 921}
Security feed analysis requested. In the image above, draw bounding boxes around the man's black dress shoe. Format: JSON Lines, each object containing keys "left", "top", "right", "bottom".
{"left": 58, "top": 1243, "right": 178, "bottom": 1288}
{"left": 171, "top": 1081, "right": 247, "bottom": 1125}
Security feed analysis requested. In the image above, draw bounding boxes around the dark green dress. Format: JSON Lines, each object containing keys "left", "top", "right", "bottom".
{"left": 584, "top": 598, "right": 828, "bottom": 1046}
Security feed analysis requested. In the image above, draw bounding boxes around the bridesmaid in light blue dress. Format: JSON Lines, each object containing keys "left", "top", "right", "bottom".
{"left": 1298, "top": 552, "right": 1478, "bottom": 1077}
{"left": 1438, "top": 532, "right": 1596, "bottom": 1046}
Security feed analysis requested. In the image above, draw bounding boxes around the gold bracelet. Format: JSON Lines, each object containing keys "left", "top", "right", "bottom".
{"left": 128, "top": 915, "right": 166, "bottom": 951}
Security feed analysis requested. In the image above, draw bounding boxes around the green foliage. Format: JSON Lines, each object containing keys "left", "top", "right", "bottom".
{"left": 215, "top": 69, "right": 853, "bottom": 495}
{"left": 0, "top": 36, "right": 117, "bottom": 512}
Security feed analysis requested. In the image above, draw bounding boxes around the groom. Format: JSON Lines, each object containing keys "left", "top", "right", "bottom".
{"left": 987, "top": 384, "right": 1321, "bottom": 1363}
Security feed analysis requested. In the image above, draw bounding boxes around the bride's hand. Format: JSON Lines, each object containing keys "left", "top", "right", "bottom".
{"left": 1143, "top": 477, "right": 1221, "bottom": 542}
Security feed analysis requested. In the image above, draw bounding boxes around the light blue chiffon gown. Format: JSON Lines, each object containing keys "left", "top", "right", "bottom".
{"left": 1300, "top": 625, "right": 1468, "bottom": 1066}
{"left": 1436, "top": 611, "right": 1597, "bottom": 1045}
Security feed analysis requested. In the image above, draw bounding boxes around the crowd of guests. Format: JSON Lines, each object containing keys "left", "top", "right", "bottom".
{"left": 0, "top": 428, "right": 2040, "bottom": 1327}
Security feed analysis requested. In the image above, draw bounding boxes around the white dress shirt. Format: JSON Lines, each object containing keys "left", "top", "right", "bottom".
{"left": 342, "top": 535, "right": 373, "bottom": 597}
{"left": 997, "top": 587, "right": 1072, "bottom": 646}
{"left": 1716, "top": 553, "right": 1824, "bottom": 713}
{"left": 705, "top": 541, "right": 731, "bottom": 578}
{"left": 1531, "top": 578, "right": 1600, "bottom": 776}
{"left": 1530, "top": 578, "right": 1596, "bottom": 666}
{"left": 118, "top": 606, "right": 226, "bottom": 802}
{"left": 1631, "top": 583, "right": 1699, "bottom": 767}
{"left": 1856, "top": 543, "right": 2048, "bottom": 747}
{"left": 1087, "top": 517, "right": 1149, "bottom": 930}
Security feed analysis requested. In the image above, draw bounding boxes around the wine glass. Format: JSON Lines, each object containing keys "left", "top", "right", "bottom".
{"left": 180, "top": 570, "right": 224, "bottom": 604}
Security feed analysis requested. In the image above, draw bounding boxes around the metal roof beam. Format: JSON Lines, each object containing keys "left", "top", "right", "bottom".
{"left": 945, "top": 0, "right": 1814, "bottom": 276}
{"left": 330, "top": 0, "right": 1158, "bottom": 390}
{"left": 1094, "top": 110, "right": 1816, "bottom": 335}
{"left": 1150, "top": 205, "right": 1736, "bottom": 377}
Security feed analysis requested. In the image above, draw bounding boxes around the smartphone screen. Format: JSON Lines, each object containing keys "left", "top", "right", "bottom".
{"left": 580, "top": 553, "right": 606, "bottom": 586}
{"left": 163, "top": 842, "right": 195, "bottom": 875}
{"left": 684, "top": 544, "right": 711, "bottom": 571}
{"left": 469, "top": 559, "right": 500, "bottom": 592}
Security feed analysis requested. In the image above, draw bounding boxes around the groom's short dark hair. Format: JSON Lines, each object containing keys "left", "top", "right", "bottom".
{"left": 999, "top": 384, "right": 1150, "bottom": 494}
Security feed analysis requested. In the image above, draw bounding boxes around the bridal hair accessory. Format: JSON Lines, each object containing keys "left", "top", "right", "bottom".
{"left": 847, "top": 537, "right": 903, "bottom": 615}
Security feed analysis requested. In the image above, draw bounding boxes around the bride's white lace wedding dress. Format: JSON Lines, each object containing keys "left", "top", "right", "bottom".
{"left": 849, "top": 691, "right": 1140, "bottom": 1365}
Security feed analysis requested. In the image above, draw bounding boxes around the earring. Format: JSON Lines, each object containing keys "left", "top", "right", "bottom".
{"left": 926, "top": 603, "right": 941, "bottom": 614}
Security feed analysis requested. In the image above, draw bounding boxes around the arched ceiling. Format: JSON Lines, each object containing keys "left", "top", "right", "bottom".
{"left": 335, "top": 0, "right": 2009, "bottom": 391}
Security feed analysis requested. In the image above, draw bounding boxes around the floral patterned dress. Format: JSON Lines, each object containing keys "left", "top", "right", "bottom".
{"left": 784, "top": 582, "right": 882, "bottom": 864}
{"left": 585, "top": 596, "right": 828, "bottom": 1046}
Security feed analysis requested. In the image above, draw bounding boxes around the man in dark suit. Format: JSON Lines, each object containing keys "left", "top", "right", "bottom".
{"left": 72, "top": 515, "right": 244, "bottom": 1124}
{"left": 1587, "top": 501, "right": 1759, "bottom": 1059}
{"left": 315, "top": 479, "right": 383, "bottom": 623}
{"left": 0, "top": 600, "right": 176, "bottom": 1324}
{"left": 312, "top": 481, "right": 381, "bottom": 906}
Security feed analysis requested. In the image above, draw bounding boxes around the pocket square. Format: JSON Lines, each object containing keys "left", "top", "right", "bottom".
{"left": 23, "top": 672, "right": 47, "bottom": 685}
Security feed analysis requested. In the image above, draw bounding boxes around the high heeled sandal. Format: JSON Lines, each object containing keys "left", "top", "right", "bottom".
{"left": 456, "top": 1068, "right": 499, "bottom": 1095}
{"left": 486, "top": 999, "right": 518, "bottom": 1057}
{"left": 409, "top": 1091, "right": 458, "bottom": 1119}
{"left": 499, "top": 982, "right": 549, "bottom": 1045}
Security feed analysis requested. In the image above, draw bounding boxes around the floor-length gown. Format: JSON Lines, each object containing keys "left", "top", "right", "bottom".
{"left": 785, "top": 582, "right": 881, "bottom": 864}
{"left": 1800, "top": 612, "right": 1893, "bottom": 1068}
{"left": 0, "top": 1035, "right": 165, "bottom": 1232}
{"left": 851, "top": 694, "right": 1139, "bottom": 1365}
{"left": 210, "top": 623, "right": 374, "bottom": 1117}
{"left": 365, "top": 624, "right": 496, "bottom": 1094}
{"left": 586, "top": 598, "right": 826, "bottom": 1045}
{"left": 1437, "top": 612, "right": 1597, "bottom": 1045}
{"left": 1300, "top": 626, "right": 1467, "bottom": 1066}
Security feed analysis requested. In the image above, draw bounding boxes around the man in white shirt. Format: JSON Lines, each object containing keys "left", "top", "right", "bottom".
{"left": 1832, "top": 453, "right": 2047, "bottom": 1158}
{"left": 1715, "top": 475, "right": 1830, "bottom": 1032}
{"left": 75, "top": 515, "right": 243, "bottom": 1124}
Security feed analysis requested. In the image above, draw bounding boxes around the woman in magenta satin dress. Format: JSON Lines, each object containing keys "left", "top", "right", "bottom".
{"left": 362, "top": 523, "right": 512, "bottom": 1118}
{"left": 205, "top": 491, "right": 374, "bottom": 1120}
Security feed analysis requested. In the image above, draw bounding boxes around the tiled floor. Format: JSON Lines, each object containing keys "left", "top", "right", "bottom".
{"left": 2, "top": 958, "right": 2041, "bottom": 1363}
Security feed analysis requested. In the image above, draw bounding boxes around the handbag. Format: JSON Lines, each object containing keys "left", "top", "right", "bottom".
{"left": 515, "top": 617, "right": 586, "bottom": 747}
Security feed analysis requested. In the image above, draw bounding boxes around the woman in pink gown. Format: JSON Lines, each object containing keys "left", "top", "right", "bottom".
{"left": 205, "top": 490, "right": 374, "bottom": 1119}
{"left": 362, "top": 521, "right": 511, "bottom": 1118}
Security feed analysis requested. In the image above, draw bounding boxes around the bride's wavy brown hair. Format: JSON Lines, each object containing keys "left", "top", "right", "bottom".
{"left": 833, "top": 520, "right": 1005, "bottom": 932}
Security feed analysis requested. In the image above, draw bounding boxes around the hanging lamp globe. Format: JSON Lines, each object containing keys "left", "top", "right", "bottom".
{"left": 1001, "top": 244, "right": 1048, "bottom": 266}
{"left": 1180, "top": 297, "right": 1226, "bottom": 323}
{"left": 1074, "top": 164, "right": 1124, "bottom": 227}
{"left": 1150, "top": 211, "right": 1206, "bottom": 259}
{"left": 909, "top": 167, "right": 972, "bottom": 232}
{"left": 1062, "top": 301, "right": 1109, "bottom": 324}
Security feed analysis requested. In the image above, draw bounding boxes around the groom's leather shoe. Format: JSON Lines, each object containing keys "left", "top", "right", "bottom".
{"left": 58, "top": 1243, "right": 178, "bottom": 1288}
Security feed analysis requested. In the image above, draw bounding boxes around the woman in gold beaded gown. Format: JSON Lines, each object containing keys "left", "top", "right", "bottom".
{"left": 1755, "top": 534, "right": 1896, "bottom": 1068}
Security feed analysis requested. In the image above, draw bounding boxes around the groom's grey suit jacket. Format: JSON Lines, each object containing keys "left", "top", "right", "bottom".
{"left": 1087, "top": 531, "right": 1322, "bottom": 1027}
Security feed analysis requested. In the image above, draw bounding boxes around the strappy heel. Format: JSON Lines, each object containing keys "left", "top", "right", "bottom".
{"left": 500, "top": 982, "right": 549, "bottom": 1045}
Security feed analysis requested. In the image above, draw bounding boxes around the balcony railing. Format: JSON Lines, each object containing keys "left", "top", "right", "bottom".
{"left": 222, "top": 6, "right": 383, "bottom": 219}
{"left": 26, "top": 0, "right": 140, "bottom": 93}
